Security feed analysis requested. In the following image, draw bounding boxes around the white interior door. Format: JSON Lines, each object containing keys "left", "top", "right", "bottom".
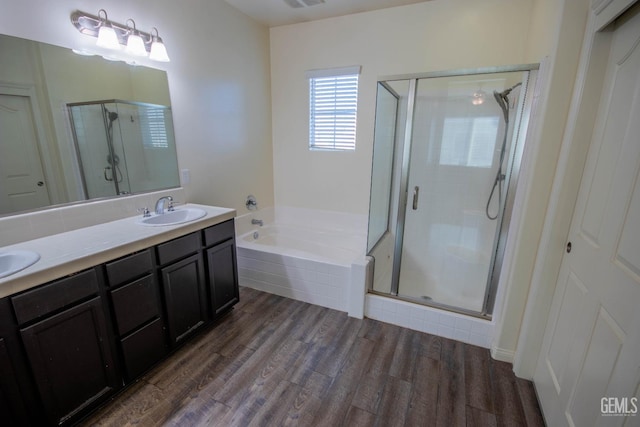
{"left": 0, "top": 93, "right": 50, "bottom": 214}
{"left": 534, "top": 7, "right": 640, "bottom": 426}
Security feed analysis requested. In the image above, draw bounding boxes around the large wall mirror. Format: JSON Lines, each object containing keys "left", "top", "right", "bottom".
{"left": 0, "top": 33, "right": 179, "bottom": 217}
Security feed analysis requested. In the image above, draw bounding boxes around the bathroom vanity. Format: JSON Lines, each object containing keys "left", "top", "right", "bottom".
{"left": 0, "top": 205, "right": 239, "bottom": 426}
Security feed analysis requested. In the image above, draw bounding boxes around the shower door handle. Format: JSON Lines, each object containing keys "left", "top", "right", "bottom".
{"left": 412, "top": 186, "right": 420, "bottom": 210}
{"left": 104, "top": 166, "right": 113, "bottom": 181}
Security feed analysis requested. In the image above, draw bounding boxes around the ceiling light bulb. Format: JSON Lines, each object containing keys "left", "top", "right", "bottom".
{"left": 96, "top": 25, "right": 120, "bottom": 50}
{"left": 149, "top": 40, "right": 170, "bottom": 62}
{"left": 472, "top": 90, "right": 486, "bottom": 106}
{"left": 126, "top": 33, "right": 147, "bottom": 57}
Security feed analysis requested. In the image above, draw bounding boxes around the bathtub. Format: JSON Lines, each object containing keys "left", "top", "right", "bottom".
{"left": 235, "top": 207, "right": 370, "bottom": 316}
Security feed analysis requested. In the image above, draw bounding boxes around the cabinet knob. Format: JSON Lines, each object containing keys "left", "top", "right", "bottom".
{"left": 37, "top": 181, "right": 44, "bottom": 187}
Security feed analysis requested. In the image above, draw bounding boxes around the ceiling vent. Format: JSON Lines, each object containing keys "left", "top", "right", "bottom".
{"left": 283, "top": 0, "right": 325, "bottom": 8}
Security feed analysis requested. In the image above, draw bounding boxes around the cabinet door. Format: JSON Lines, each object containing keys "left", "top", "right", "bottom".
{"left": 161, "top": 253, "right": 207, "bottom": 345}
{"left": 20, "top": 297, "right": 118, "bottom": 425}
{"left": 206, "top": 239, "right": 240, "bottom": 316}
{"left": 0, "top": 338, "right": 29, "bottom": 426}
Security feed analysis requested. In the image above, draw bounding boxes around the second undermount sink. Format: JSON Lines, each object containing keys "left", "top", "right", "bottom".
{"left": 0, "top": 250, "right": 41, "bottom": 279}
{"left": 137, "top": 207, "right": 207, "bottom": 226}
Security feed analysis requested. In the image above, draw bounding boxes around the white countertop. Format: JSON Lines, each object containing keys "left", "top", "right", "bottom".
{"left": 0, "top": 204, "right": 235, "bottom": 298}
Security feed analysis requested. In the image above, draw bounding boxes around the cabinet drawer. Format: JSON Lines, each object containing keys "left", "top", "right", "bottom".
{"left": 120, "top": 318, "right": 166, "bottom": 380}
{"left": 156, "top": 232, "right": 201, "bottom": 265}
{"left": 12, "top": 269, "right": 99, "bottom": 325}
{"left": 106, "top": 250, "right": 153, "bottom": 288}
{"left": 110, "top": 275, "right": 159, "bottom": 336}
{"left": 204, "top": 219, "right": 235, "bottom": 247}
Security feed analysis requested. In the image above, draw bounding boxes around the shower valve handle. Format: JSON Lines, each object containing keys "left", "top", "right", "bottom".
{"left": 412, "top": 186, "right": 420, "bottom": 210}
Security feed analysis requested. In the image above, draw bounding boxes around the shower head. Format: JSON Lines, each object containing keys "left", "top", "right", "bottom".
{"left": 105, "top": 108, "right": 118, "bottom": 123}
{"left": 493, "top": 90, "right": 508, "bottom": 121}
{"left": 493, "top": 82, "right": 522, "bottom": 121}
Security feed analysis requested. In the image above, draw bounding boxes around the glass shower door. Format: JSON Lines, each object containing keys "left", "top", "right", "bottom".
{"left": 396, "top": 71, "right": 529, "bottom": 314}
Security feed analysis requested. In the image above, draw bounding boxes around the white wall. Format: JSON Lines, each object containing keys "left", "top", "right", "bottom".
{"left": 490, "top": 0, "right": 590, "bottom": 369}
{"left": 270, "top": 0, "right": 533, "bottom": 214}
{"left": 0, "top": 0, "right": 273, "bottom": 215}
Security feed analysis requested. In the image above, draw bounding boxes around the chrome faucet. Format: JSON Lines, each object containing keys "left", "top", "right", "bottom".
{"left": 155, "top": 196, "right": 173, "bottom": 215}
{"left": 251, "top": 219, "right": 263, "bottom": 226}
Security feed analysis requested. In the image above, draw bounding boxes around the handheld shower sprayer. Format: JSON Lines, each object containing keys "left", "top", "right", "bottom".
{"left": 493, "top": 82, "right": 521, "bottom": 122}
{"left": 108, "top": 111, "right": 119, "bottom": 123}
{"left": 486, "top": 81, "right": 523, "bottom": 220}
{"left": 104, "top": 107, "right": 123, "bottom": 184}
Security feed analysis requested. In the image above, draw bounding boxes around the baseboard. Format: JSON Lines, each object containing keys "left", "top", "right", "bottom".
{"left": 491, "top": 345, "right": 515, "bottom": 363}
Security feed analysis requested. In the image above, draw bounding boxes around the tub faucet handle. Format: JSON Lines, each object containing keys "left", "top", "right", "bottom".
{"left": 246, "top": 195, "right": 258, "bottom": 211}
{"left": 251, "top": 219, "right": 264, "bottom": 226}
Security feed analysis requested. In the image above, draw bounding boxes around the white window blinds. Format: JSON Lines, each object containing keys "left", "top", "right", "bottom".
{"left": 307, "top": 66, "right": 360, "bottom": 151}
{"left": 140, "top": 107, "right": 169, "bottom": 149}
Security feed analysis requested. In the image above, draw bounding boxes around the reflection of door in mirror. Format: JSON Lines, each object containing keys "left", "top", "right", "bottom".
{"left": 0, "top": 92, "right": 51, "bottom": 214}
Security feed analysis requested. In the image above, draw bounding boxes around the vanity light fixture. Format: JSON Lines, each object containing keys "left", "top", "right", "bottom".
{"left": 71, "top": 10, "right": 170, "bottom": 62}
{"left": 125, "top": 19, "right": 148, "bottom": 57}
{"left": 95, "top": 10, "right": 120, "bottom": 50}
{"left": 148, "top": 28, "right": 170, "bottom": 62}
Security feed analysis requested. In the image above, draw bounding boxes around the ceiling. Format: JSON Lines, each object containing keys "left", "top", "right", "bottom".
{"left": 224, "top": 0, "right": 430, "bottom": 27}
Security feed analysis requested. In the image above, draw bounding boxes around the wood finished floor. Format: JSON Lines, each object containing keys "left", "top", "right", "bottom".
{"left": 85, "top": 287, "right": 545, "bottom": 426}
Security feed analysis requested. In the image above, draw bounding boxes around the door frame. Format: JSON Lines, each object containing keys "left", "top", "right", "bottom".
{"left": 515, "top": 0, "right": 640, "bottom": 378}
{"left": 0, "top": 82, "right": 60, "bottom": 207}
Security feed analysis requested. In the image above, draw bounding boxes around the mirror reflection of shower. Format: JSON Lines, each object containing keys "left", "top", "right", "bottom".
{"left": 367, "top": 66, "right": 537, "bottom": 317}
{"left": 68, "top": 100, "right": 180, "bottom": 200}
{"left": 104, "top": 107, "right": 124, "bottom": 195}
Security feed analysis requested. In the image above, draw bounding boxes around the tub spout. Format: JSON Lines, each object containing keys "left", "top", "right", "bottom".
{"left": 251, "top": 219, "right": 264, "bottom": 226}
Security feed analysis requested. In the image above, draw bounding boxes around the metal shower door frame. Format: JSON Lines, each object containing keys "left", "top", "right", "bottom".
{"left": 384, "top": 64, "right": 539, "bottom": 317}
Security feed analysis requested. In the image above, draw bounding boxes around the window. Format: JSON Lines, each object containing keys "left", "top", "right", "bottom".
{"left": 307, "top": 66, "right": 361, "bottom": 151}
{"left": 140, "top": 107, "right": 170, "bottom": 149}
{"left": 439, "top": 116, "right": 499, "bottom": 168}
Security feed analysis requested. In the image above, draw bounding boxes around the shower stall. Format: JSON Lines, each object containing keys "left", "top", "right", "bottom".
{"left": 367, "top": 65, "right": 538, "bottom": 318}
{"left": 67, "top": 100, "right": 179, "bottom": 199}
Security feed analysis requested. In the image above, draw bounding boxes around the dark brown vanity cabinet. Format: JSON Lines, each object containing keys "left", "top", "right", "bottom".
{"left": 0, "top": 298, "right": 38, "bottom": 427}
{"left": 11, "top": 269, "right": 119, "bottom": 426}
{"left": 0, "top": 218, "right": 240, "bottom": 426}
{"left": 204, "top": 220, "right": 239, "bottom": 316}
{"left": 105, "top": 249, "right": 166, "bottom": 381}
{"left": 158, "top": 232, "right": 208, "bottom": 346}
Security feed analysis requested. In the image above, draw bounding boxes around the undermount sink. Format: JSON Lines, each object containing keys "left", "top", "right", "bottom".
{"left": 0, "top": 250, "right": 41, "bottom": 279}
{"left": 137, "top": 207, "right": 207, "bottom": 226}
